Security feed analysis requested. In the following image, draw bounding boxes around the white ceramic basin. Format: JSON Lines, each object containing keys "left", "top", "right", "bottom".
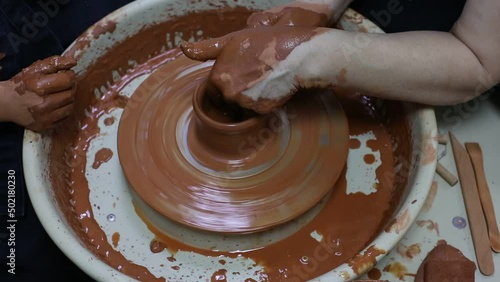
{"left": 23, "top": 0, "right": 437, "bottom": 281}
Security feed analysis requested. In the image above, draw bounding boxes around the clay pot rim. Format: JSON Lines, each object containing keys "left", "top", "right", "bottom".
{"left": 192, "top": 83, "right": 264, "bottom": 133}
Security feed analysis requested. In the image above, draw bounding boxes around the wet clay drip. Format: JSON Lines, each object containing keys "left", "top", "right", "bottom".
{"left": 48, "top": 7, "right": 412, "bottom": 282}
{"left": 92, "top": 148, "right": 113, "bottom": 169}
{"left": 118, "top": 54, "right": 349, "bottom": 233}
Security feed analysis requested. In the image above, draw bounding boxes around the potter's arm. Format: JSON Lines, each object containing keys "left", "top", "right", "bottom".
{"left": 182, "top": 0, "right": 499, "bottom": 113}
{"left": 296, "top": 0, "right": 500, "bottom": 105}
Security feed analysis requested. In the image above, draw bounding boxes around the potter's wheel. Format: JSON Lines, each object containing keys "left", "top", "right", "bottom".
{"left": 118, "top": 54, "right": 349, "bottom": 233}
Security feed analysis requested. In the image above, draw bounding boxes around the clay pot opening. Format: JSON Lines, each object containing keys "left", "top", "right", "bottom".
{"left": 192, "top": 83, "right": 265, "bottom": 135}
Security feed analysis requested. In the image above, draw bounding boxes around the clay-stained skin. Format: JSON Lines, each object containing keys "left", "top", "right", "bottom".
{"left": 0, "top": 52, "right": 5, "bottom": 60}
{"left": 9, "top": 55, "right": 76, "bottom": 131}
{"left": 92, "top": 148, "right": 113, "bottom": 169}
{"left": 181, "top": 27, "right": 325, "bottom": 113}
{"left": 48, "top": 7, "right": 413, "bottom": 282}
{"left": 415, "top": 243, "right": 476, "bottom": 282}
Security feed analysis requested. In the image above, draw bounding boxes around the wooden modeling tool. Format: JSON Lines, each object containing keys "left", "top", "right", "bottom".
{"left": 465, "top": 142, "right": 500, "bottom": 253}
{"left": 450, "top": 132, "right": 494, "bottom": 275}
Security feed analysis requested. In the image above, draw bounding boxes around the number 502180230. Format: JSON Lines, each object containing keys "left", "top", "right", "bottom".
{"left": 7, "top": 170, "right": 16, "bottom": 216}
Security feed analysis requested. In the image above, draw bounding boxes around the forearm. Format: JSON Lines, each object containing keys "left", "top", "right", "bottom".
{"left": 298, "top": 29, "right": 496, "bottom": 105}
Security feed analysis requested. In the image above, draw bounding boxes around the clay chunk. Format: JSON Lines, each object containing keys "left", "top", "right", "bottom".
{"left": 415, "top": 242, "right": 476, "bottom": 282}
{"left": 425, "top": 260, "right": 476, "bottom": 282}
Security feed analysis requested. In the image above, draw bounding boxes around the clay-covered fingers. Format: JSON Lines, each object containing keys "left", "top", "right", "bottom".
{"left": 29, "top": 88, "right": 75, "bottom": 113}
{"left": 28, "top": 102, "right": 74, "bottom": 131}
{"left": 24, "top": 70, "right": 76, "bottom": 95}
{"left": 22, "top": 55, "right": 77, "bottom": 75}
{"left": 180, "top": 35, "right": 231, "bottom": 61}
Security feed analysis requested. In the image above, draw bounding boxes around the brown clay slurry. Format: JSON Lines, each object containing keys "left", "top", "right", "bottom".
{"left": 92, "top": 148, "right": 113, "bottom": 169}
{"left": 104, "top": 116, "right": 115, "bottom": 126}
{"left": 112, "top": 232, "right": 120, "bottom": 248}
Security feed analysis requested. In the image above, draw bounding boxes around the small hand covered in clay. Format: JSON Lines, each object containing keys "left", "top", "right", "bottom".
{"left": 0, "top": 55, "right": 77, "bottom": 131}
{"left": 246, "top": 0, "right": 345, "bottom": 28}
{"left": 181, "top": 26, "right": 326, "bottom": 114}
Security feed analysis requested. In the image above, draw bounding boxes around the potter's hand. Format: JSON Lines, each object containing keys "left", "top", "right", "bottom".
{"left": 0, "top": 55, "right": 77, "bottom": 132}
{"left": 181, "top": 27, "right": 325, "bottom": 114}
{"left": 246, "top": 0, "right": 353, "bottom": 28}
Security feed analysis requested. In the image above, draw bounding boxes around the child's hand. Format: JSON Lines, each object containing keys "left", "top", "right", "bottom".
{"left": 0, "top": 55, "right": 77, "bottom": 132}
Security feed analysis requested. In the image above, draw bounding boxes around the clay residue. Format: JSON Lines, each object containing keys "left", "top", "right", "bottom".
{"left": 348, "top": 245, "right": 386, "bottom": 275}
{"left": 92, "top": 20, "right": 117, "bottom": 39}
{"left": 350, "top": 138, "right": 361, "bottom": 149}
{"left": 104, "top": 117, "right": 115, "bottom": 126}
{"left": 383, "top": 262, "right": 414, "bottom": 280}
{"left": 150, "top": 238, "right": 167, "bottom": 254}
{"left": 422, "top": 181, "right": 438, "bottom": 212}
{"left": 416, "top": 220, "right": 440, "bottom": 236}
{"left": 364, "top": 154, "right": 376, "bottom": 164}
{"left": 415, "top": 243, "right": 476, "bottom": 282}
{"left": 211, "top": 269, "right": 227, "bottom": 282}
{"left": 384, "top": 209, "right": 410, "bottom": 234}
{"left": 92, "top": 148, "right": 113, "bottom": 169}
{"left": 367, "top": 267, "right": 382, "bottom": 279}
{"left": 112, "top": 232, "right": 120, "bottom": 248}
{"left": 0, "top": 52, "right": 5, "bottom": 60}
{"left": 420, "top": 135, "right": 436, "bottom": 165}
{"left": 65, "top": 38, "right": 92, "bottom": 60}
{"left": 397, "top": 243, "right": 421, "bottom": 261}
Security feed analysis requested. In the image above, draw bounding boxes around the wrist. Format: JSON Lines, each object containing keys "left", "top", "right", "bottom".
{"left": 0, "top": 81, "right": 15, "bottom": 122}
{"left": 295, "top": 28, "right": 347, "bottom": 89}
